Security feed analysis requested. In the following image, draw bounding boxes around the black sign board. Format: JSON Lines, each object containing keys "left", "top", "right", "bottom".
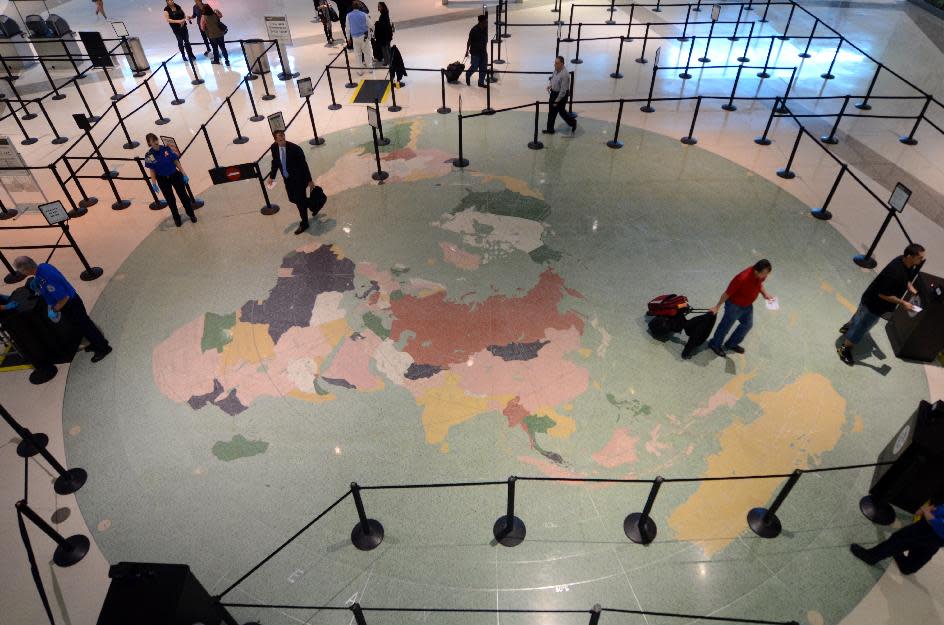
{"left": 79, "top": 31, "right": 114, "bottom": 68}
{"left": 209, "top": 163, "right": 260, "bottom": 185}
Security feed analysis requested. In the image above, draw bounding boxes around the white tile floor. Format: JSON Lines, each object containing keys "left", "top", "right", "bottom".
{"left": 0, "top": 0, "right": 943, "bottom": 624}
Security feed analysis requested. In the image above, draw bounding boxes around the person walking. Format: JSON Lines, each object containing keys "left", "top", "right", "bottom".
{"left": 465, "top": 14, "right": 488, "bottom": 87}
{"left": 850, "top": 500, "right": 944, "bottom": 575}
{"left": 12, "top": 257, "right": 112, "bottom": 362}
{"left": 346, "top": 2, "right": 372, "bottom": 74}
{"left": 837, "top": 243, "right": 925, "bottom": 365}
{"left": 192, "top": 0, "right": 212, "bottom": 57}
{"left": 374, "top": 2, "right": 394, "bottom": 67}
{"left": 201, "top": 4, "right": 229, "bottom": 66}
{"left": 164, "top": 0, "right": 196, "bottom": 61}
{"left": 316, "top": 0, "right": 336, "bottom": 45}
{"left": 707, "top": 259, "right": 774, "bottom": 357}
{"left": 93, "top": 0, "right": 107, "bottom": 19}
{"left": 334, "top": 0, "right": 354, "bottom": 42}
{"left": 266, "top": 130, "right": 316, "bottom": 235}
{"left": 144, "top": 133, "right": 195, "bottom": 227}
{"left": 544, "top": 56, "right": 577, "bottom": 135}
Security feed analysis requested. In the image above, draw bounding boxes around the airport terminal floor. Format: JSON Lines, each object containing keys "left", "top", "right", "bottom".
{"left": 1, "top": 1, "right": 944, "bottom": 625}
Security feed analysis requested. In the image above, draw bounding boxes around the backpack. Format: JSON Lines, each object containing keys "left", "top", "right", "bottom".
{"left": 647, "top": 294, "right": 691, "bottom": 317}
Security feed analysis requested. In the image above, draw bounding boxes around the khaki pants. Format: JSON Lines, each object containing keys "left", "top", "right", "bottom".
{"left": 352, "top": 35, "right": 372, "bottom": 73}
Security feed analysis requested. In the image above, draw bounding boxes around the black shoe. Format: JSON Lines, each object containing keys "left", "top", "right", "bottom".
{"left": 725, "top": 345, "right": 745, "bottom": 354}
{"left": 850, "top": 544, "right": 877, "bottom": 566}
{"left": 90, "top": 346, "right": 112, "bottom": 363}
{"left": 203, "top": 50, "right": 210, "bottom": 57}
{"left": 839, "top": 323, "right": 850, "bottom": 334}
{"left": 465, "top": 75, "right": 471, "bottom": 86}
{"left": 542, "top": 129, "right": 555, "bottom": 134}
{"left": 188, "top": 56, "right": 197, "bottom": 61}
{"left": 710, "top": 344, "right": 726, "bottom": 358}
{"left": 174, "top": 217, "right": 182, "bottom": 227}
{"left": 225, "top": 60, "right": 231, "bottom": 66}
{"left": 478, "top": 82, "right": 487, "bottom": 88}
{"left": 837, "top": 346, "right": 854, "bottom": 366}
{"left": 210, "top": 60, "right": 220, "bottom": 65}
{"left": 571, "top": 121, "right": 577, "bottom": 135}
{"left": 188, "top": 213, "right": 197, "bottom": 223}
{"left": 294, "top": 223, "right": 310, "bottom": 235}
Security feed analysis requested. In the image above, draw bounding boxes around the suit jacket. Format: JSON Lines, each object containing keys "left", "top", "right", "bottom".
{"left": 268, "top": 141, "right": 312, "bottom": 203}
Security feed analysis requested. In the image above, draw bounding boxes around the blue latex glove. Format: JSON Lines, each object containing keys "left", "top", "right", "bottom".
{"left": 182, "top": 175, "right": 189, "bottom": 185}
{"left": 150, "top": 181, "right": 159, "bottom": 194}
{"left": 3, "top": 300, "right": 16, "bottom": 311}
{"left": 26, "top": 277, "right": 39, "bottom": 294}
{"left": 47, "top": 309, "right": 61, "bottom": 323}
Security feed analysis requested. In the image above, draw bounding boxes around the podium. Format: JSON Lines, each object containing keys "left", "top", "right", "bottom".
{"left": 885, "top": 271, "right": 944, "bottom": 362}
{"left": 0, "top": 286, "right": 82, "bottom": 383}
{"left": 867, "top": 400, "right": 944, "bottom": 516}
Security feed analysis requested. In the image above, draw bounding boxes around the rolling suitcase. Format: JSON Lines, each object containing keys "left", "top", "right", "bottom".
{"left": 445, "top": 60, "right": 465, "bottom": 83}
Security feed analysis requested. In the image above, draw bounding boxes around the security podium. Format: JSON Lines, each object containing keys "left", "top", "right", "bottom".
{"left": 0, "top": 285, "right": 82, "bottom": 383}
{"left": 885, "top": 271, "right": 944, "bottom": 362}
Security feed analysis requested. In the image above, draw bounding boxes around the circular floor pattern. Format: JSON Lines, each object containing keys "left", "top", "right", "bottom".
{"left": 64, "top": 113, "right": 928, "bottom": 625}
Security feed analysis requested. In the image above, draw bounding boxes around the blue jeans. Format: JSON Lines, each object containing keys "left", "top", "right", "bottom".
{"left": 466, "top": 52, "right": 486, "bottom": 85}
{"left": 709, "top": 301, "right": 753, "bottom": 350}
{"left": 845, "top": 303, "right": 881, "bottom": 345}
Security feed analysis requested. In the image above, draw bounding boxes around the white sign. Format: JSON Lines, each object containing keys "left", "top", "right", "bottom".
{"left": 39, "top": 200, "right": 69, "bottom": 225}
{"left": 653, "top": 46, "right": 662, "bottom": 67}
{"left": 111, "top": 21, "right": 129, "bottom": 38}
{"left": 711, "top": 4, "right": 721, "bottom": 21}
{"left": 264, "top": 16, "right": 293, "bottom": 46}
{"left": 0, "top": 136, "right": 28, "bottom": 179}
{"left": 297, "top": 77, "right": 314, "bottom": 98}
{"left": 160, "top": 135, "right": 181, "bottom": 156}
{"left": 367, "top": 106, "right": 379, "bottom": 129}
{"left": 889, "top": 182, "right": 911, "bottom": 213}
{"left": 267, "top": 112, "right": 286, "bottom": 134}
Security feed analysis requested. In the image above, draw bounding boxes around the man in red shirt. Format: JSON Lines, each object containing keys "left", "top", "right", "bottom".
{"left": 707, "top": 259, "right": 774, "bottom": 357}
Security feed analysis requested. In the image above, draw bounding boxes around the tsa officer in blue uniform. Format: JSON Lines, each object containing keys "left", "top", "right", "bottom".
{"left": 12, "top": 256, "right": 112, "bottom": 362}
{"left": 144, "top": 133, "right": 195, "bottom": 227}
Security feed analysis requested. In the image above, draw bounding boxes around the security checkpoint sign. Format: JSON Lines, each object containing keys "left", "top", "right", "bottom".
{"left": 264, "top": 16, "right": 293, "bottom": 46}
{"left": 711, "top": 4, "right": 721, "bottom": 21}
{"left": 38, "top": 200, "right": 69, "bottom": 225}
{"left": 367, "top": 105, "right": 380, "bottom": 130}
{"left": 0, "top": 136, "right": 28, "bottom": 178}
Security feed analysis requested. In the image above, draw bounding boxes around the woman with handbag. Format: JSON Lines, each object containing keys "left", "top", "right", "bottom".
{"left": 316, "top": 0, "right": 336, "bottom": 45}
{"left": 201, "top": 3, "right": 229, "bottom": 66}
{"left": 164, "top": 0, "right": 196, "bottom": 61}
{"left": 374, "top": 2, "right": 393, "bottom": 67}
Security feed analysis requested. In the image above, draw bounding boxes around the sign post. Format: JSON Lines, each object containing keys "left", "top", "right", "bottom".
{"left": 38, "top": 200, "right": 103, "bottom": 281}
{"left": 854, "top": 182, "right": 912, "bottom": 269}
{"left": 265, "top": 16, "right": 299, "bottom": 81}
{"left": 210, "top": 162, "right": 279, "bottom": 216}
{"left": 298, "top": 77, "right": 325, "bottom": 146}
{"left": 367, "top": 105, "right": 388, "bottom": 182}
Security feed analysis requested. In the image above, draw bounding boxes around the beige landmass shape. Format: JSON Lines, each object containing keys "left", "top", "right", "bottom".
{"left": 668, "top": 372, "right": 847, "bottom": 557}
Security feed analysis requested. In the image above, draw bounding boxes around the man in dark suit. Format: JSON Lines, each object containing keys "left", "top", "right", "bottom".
{"left": 267, "top": 130, "right": 315, "bottom": 235}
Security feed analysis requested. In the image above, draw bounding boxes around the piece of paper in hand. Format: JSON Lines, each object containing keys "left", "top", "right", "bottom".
{"left": 765, "top": 297, "right": 780, "bottom": 311}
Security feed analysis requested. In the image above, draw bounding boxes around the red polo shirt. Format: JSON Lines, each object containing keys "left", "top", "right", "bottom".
{"left": 725, "top": 267, "right": 765, "bottom": 307}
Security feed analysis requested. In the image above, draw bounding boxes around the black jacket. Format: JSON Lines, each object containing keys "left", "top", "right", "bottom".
{"left": 268, "top": 141, "right": 312, "bottom": 203}
{"left": 390, "top": 45, "right": 407, "bottom": 82}
{"left": 374, "top": 13, "right": 393, "bottom": 45}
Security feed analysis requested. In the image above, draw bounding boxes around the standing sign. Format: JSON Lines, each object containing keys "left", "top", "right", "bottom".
{"left": 653, "top": 46, "right": 662, "bottom": 67}
{"left": 38, "top": 200, "right": 69, "bottom": 225}
{"left": 889, "top": 183, "right": 911, "bottom": 213}
{"left": 267, "top": 112, "right": 286, "bottom": 135}
{"left": 264, "top": 16, "right": 293, "bottom": 46}
{"left": 160, "top": 136, "right": 181, "bottom": 156}
{"left": 367, "top": 105, "right": 379, "bottom": 129}
{"left": 711, "top": 4, "right": 721, "bottom": 21}
{"left": 79, "top": 31, "right": 115, "bottom": 68}
{"left": 0, "top": 136, "right": 28, "bottom": 179}
{"left": 111, "top": 21, "right": 129, "bottom": 38}
{"left": 297, "top": 77, "right": 314, "bottom": 98}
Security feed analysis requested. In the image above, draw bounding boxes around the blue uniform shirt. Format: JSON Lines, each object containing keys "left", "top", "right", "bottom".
{"left": 144, "top": 146, "right": 180, "bottom": 177}
{"left": 34, "top": 263, "right": 76, "bottom": 308}
{"left": 930, "top": 506, "right": 944, "bottom": 539}
{"left": 346, "top": 9, "right": 369, "bottom": 36}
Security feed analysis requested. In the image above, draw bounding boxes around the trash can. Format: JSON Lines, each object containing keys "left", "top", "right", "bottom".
{"left": 0, "top": 16, "right": 36, "bottom": 74}
{"left": 122, "top": 36, "right": 149, "bottom": 76}
{"left": 868, "top": 400, "right": 944, "bottom": 513}
{"left": 243, "top": 38, "right": 271, "bottom": 76}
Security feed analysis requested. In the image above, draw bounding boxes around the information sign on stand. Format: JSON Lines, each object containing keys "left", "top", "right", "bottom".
{"left": 267, "top": 112, "right": 286, "bottom": 135}
{"left": 653, "top": 46, "right": 662, "bottom": 67}
{"left": 889, "top": 182, "right": 911, "bottom": 213}
{"left": 264, "top": 16, "right": 293, "bottom": 46}
{"left": 297, "top": 77, "right": 314, "bottom": 98}
{"left": 367, "top": 106, "right": 380, "bottom": 130}
{"left": 38, "top": 200, "right": 69, "bottom": 225}
{"left": 160, "top": 136, "right": 181, "bottom": 156}
{"left": 0, "top": 135, "right": 41, "bottom": 199}
{"left": 711, "top": 4, "right": 721, "bottom": 21}
{"left": 111, "top": 21, "right": 129, "bottom": 37}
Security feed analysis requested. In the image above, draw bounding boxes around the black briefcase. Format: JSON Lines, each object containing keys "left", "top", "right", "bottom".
{"left": 308, "top": 185, "right": 327, "bottom": 215}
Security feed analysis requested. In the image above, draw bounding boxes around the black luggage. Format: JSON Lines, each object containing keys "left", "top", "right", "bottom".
{"left": 371, "top": 37, "right": 383, "bottom": 63}
{"left": 648, "top": 315, "right": 686, "bottom": 336}
{"left": 681, "top": 312, "right": 716, "bottom": 359}
{"left": 445, "top": 61, "right": 465, "bottom": 83}
{"left": 308, "top": 186, "right": 327, "bottom": 216}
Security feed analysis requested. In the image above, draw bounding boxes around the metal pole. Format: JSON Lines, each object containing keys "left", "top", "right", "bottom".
{"left": 36, "top": 101, "right": 67, "bottom": 145}
{"left": 565, "top": 3, "right": 575, "bottom": 41}
{"left": 38, "top": 58, "right": 65, "bottom": 100}
{"left": 306, "top": 96, "right": 325, "bottom": 145}
{"left": 821, "top": 37, "right": 843, "bottom": 79}
{"left": 1, "top": 95, "right": 36, "bottom": 145}
{"left": 855, "top": 64, "right": 882, "bottom": 110}
{"left": 226, "top": 98, "right": 249, "bottom": 144}
{"left": 374, "top": 98, "right": 390, "bottom": 145}
{"left": 607, "top": 0, "right": 617, "bottom": 24}
{"left": 728, "top": 4, "right": 743, "bottom": 41}
{"left": 343, "top": 46, "right": 357, "bottom": 88}
{"left": 776, "top": 125, "right": 804, "bottom": 179}
{"left": 48, "top": 164, "right": 83, "bottom": 219}
{"left": 387, "top": 67, "right": 401, "bottom": 112}
{"left": 16, "top": 501, "right": 90, "bottom": 567}
{"left": 453, "top": 114, "right": 469, "bottom": 168}
{"left": 698, "top": 21, "right": 715, "bottom": 63}
{"left": 624, "top": 477, "right": 664, "bottom": 544}
{"left": 636, "top": 23, "right": 650, "bottom": 63}
{"left": 626, "top": 4, "right": 636, "bottom": 41}
{"left": 63, "top": 157, "right": 97, "bottom": 210}
{"left": 571, "top": 24, "right": 583, "bottom": 64}
{"left": 528, "top": 101, "right": 543, "bottom": 150}
{"left": 137, "top": 157, "right": 166, "bottom": 210}
{"left": 438, "top": 69, "right": 451, "bottom": 113}
{"left": 821, "top": 95, "right": 850, "bottom": 144}
{"left": 680, "top": 37, "right": 696, "bottom": 79}
{"left": 757, "top": 36, "right": 775, "bottom": 77}
{"left": 163, "top": 62, "right": 185, "bottom": 104}
{"left": 640, "top": 64, "right": 658, "bottom": 112}
{"left": 748, "top": 469, "right": 802, "bottom": 538}
{"left": 71, "top": 76, "right": 97, "bottom": 119}
{"left": 775, "top": 67, "right": 795, "bottom": 112}
{"left": 760, "top": 0, "right": 772, "bottom": 22}
{"left": 900, "top": 95, "right": 932, "bottom": 145}
{"left": 60, "top": 222, "right": 103, "bottom": 280}
{"left": 811, "top": 163, "right": 846, "bottom": 221}
{"left": 244, "top": 76, "right": 264, "bottom": 121}
{"left": 723, "top": 66, "right": 743, "bottom": 111}
{"left": 681, "top": 96, "right": 701, "bottom": 144}
{"left": 326, "top": 66, "right": 342, "bottom": 110}
{"left": 608, "top": 99, "right": 625, "bottom": 148}
{"left": 679, "top": 5, "right": 692, "bottom": 42}
{"left": 113, "top": 103, "right": 139, "bottom": 149}
{"left": 5, "top": 78, "right": 36, "bottom": 119}
{"left": 1, "top": 405, "right": 89, "bottom": 492}
{"left": 778, "top": 3, "right": 795, "bottom": 40}
{"left": 143, "top": 80, "right": 170, "bottom": 125}
{"left": 754, "top": 96, "right": 779, "bottom": 144}
{"left": 101, "top": 65, "right": 124, "bottom": 99}
{"left": 798, "top": 19, "right": 818, "bottom": 58}
{"left": 187, "top": 54, "right": 204, "bottom": 85}
{"left": 258, "top": 62, "right": 275, "bottom": 100}
{"left": 202, "top": 125, "right": 219, "bottom": 169}
{"left": 611, "top": 36, "right": 625, "bottom": 78}
{"left": 855, "top": 209, "right": 896, "bottom": 268}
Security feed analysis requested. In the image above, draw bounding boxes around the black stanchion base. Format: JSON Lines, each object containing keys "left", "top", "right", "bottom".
{"left": 247, "top": 74, "right": 259, "bottom": 81}
{"left": 260, "top": 204, "right": 280, "bottom": 216}
{"left": 150, "top": 200, "right": 168, "bottom": 210}
{"left": 111, "top": 200, "right": 131, "bottom": 210}
{"left": 821, "top": 73, "right": 835, "bottom": 80}
{"left": 101, "top": 170, "right": 119, "bottom": 180}
{"left": 820, "top": 135, "right": 839, "bottom": 145}
{"left": 0, "top": 207, "right": 19, "bottom": 220}
{"left": 123, "top": 141, "right": 140, "bottom": 150}
{"left": 527, "top": 140, "right": 544, "bottom": 150}
{"left": 653, "top": 6, "right": 663, "bottom": 11}
{"left": 754, "top": 136, "right": 772, "bottom": 145}
{"left": 310, "top": 137, "right": 327, "bottom": 146}
{"left": 640, "top": 105, "right": 654, "bottom": 113}
{"left": 233, "top": 137, "right": 249, "bottom": 145}
{"left": 52, "top": 94, "right": 67, "bottom": 101}
{"left": 759, "top": 17, "right": 768, "bottom": 22}
{"left": 679, "top": 72, "right": 692, "bottom": 79}
{"left": 437, "top": 107, "right": 452, "bottom": 114}
{"left": 722, "top": 104, "right": 737, "bottom": 112}
{"left": 54, "top": 467, "right": 88, "bottom": 495}
{"left": 610, "top": 72, "right": 624, "bottom": 79}
{"left": 747, "top": 507, "right": 782, "bottom": 538}
{"left": 80, "top": 266, "right": 104, "bottom": 281}
{"left": 328, "top": 103, "right": 342, "bottom": 110}
{"left": 501, "top": 33, "right": 511, "bottom": 39}
{"left": 345, "top": 82, "right": 358, "bottom": 89}
{"left": 278, "top": 72, "right": 301, "bottom": 80}
{"left": 155, "top": 117, "right": 171, "bottom": 125}
{"left": 388, "top": 105, "right": 402, "bottom": 113}
{"left": 776, "top": 169, "right": 796, "bottom": 180}
{"left": 737, "top": 56, "right": 750, "bottom": 63}
{"left": 623, "top": 512, "right": 657, "bottom": 544}
{"left": 20, "top": 138, "right": 38, "bottom": 146}
{"left": 249, "top": 115, "right": 264, "bottom": 122}
{"left": 29, "top": 365, "right": 58, "bottom": 385}
{"left": 776, "top": 35, "right": 790, "bottom": 41}
{"left": 859, "top": 495, "right": 896, "bottom": 526}
{"left": 78, "top": 197, "right": 98, "bottom": 209}
{"left": 493, "top": 515, "right": 526, "bottom": 547}
{"left": 372, "top": 170, "right": 390, "bottom": 181}
{"left": 110, "top": 94, "right": 124, "bottom": 101}
{"left": 191, "top": 79, "right": 205, "bottom": 86}
{"left": 635, "top": 58, "right": 648, "bottom": 64}
{"left": 4, "top": 270, "right": 24, "bottom": 284}
{"left": 16, "top": 432, "right": 48, "bottom": 458}
{"left": 351, "top": 519, "right": 385, "bottom": 550}
{"left": 899, "top": 136, "right": 918, "bottom": 146}
{"left": 378, "top": 137, "right": 391, "bottom": 146}
{"left": 53, "top": 535, "right": 90, "bottom": 568}
{"left": 728, "top": 36, "right": 740, "bottom": 42}
{"left": 554, "top": 19, "right": 565, "bottom": 25}
{"left": 561, "top": 38, "right": 575, "bottom": 43}
{"left": 132, "top": 71, "right": 147, "bottom": 78}
{"left": 798, "top": 52, "right": 812, "bottom": 59}
{"left": 698, "top": 57, "right": 711, "bottom": 63}
{"left": 810, "top": 207, "right": 832, "bottom": 221}
{"left": 606, "top": 19, "right": 616, "bottom": 25}
{"left": 171, "top": 99, "right": 185, "bottom": 105}
{"left": 52, "top": 137, "right": 69, "bottom": 145}
{"left": 681, "top": 135, "right": 698, "bottom": 145}
{"left": 494, "top": 59, "right": 506, "bottom": 65}
{"left": 854, "top": 102, "right": 871, "bottom": 111}
{"left": 853, "top": 253, "right": 878, "bottom": 269}
{"left": 192, "top": 198, "right": 205, "bottom": 208}
{"left": 774, "top": 106, "right": 789, "bottom": 114}
{"left": 453, "top": 158, "right": 470, "bottom": 168}
{"left": 22, "top": 113, "right": 38, "bottom": 121}
{"left": 757, "top": 72, "right": 771, "bottom": 79}
{"left": 607, "top": 140, "right": 624, "bottom": 149}
{"left": 487, "top": 75, "right": 498, "bottom": 83}
{"left": 676, "top": 37, "right": 689, "bottom": 42}
{"left": 571, "top": 58, "right": 583, "bottom": 65}
{"left": 262, "top": 95, "right": 276, "bottom": 101}
{"left": 482, "top": 108, "right": 496, "bottom": 115}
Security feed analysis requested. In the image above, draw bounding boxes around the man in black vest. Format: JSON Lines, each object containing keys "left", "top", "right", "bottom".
{"left": 267, "top": 130, "right": 315, "bottom": 235}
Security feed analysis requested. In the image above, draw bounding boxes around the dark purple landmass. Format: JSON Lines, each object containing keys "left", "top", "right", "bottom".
{"left": 215, "top": 389, "right": 248, "bottom": 416}
{"left": 187, "top": 379, "right": 248, "bottom": 416}
{"left": 404, "top": 363, "right": 444, "bottom": 380}
{"left": 322, "top": 377, "right": 356, "bottom": 389}
{"left": 487, "top": 340, "right": 548, "bottom": 361}
{"left": 188, "top": 379, "right": 224, "bottom": 410}
{"left": 239, "top": 245, "right": 356, "bottom": 342}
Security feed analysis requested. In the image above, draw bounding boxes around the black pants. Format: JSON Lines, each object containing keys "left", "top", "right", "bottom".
{"left": 173, "top": 28, "right": 195, "bottom": 60}
{"left": 466, "top": 52, "right": 486, "bottom": 85}
{"left": 62, "top": 296, "right": 109, "bottom": 353}
{"left": 210, "top": 37, "right": 228, "bottom": 63}
{"left": 863, "top": 520, "right": 944, "bottom": 574}
{"left": 287, "top": 183, "right": 310, "bottom": 226}
{"left": 198, "top": 27, "right": 211, "bottom": 52}
{"left": 157, "top": 171, "right": 194, "bottom": 221}
{"left": 547, "top": 91, "right": 576, "bottom": 131}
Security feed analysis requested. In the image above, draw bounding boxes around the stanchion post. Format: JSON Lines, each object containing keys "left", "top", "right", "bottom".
{"left": 528, "top": 101, "right": 544, "bottom": 150}
{"left": 611, "top": 36, "right": 626, "bottom": 78}
{"left": 728, "top": 4, "right": 743, "bottom": 41}
{"left": 60, "top": 222, "right": 103, "bottom": 281}
{"left": 699, "top": 19, "right": 716, "bottom": 63}
{"left": 164, "top": 62, "right": 185, "bottom": 105}
{"left": 137, "top": 157, "right": 167, "bottom": 210}
{"left": 343, "top": 46, "right": 357, "bottom": 88}
{"left": 373, "top": 97, "right": 390, "bottom": 146}
{"left": 0, "top": 403, "right": 48, "bottom": 456}
{"left": 776, "top": 125, "right": 803, "bottom": 179}
{"left": 143, "top": 80, "right": 170, "bottom": 125}
{"left": 654, "top": 0, "right": 663, "bottom": 12}
{"left": 201, "top": 125, "right": 219, "bottom": 169}
{"left": 226, "top": 98, "right": 249, "bottom": 144}
{"left": 722, "top": 65, "right": 743, "bottom": 111}
{"left": 370, "top": 113, "right": 389, "bottom": 182}
{"left": 239, "top": 42, "right": 257, "bottom": 80}
{"left": 757, "top": 36, "right": 775, "bottom": 78}
{"left": 36, "top": 101, "right": 68, "bottom": 145}
{"left": 188, "top": 55, "right": 204, "bottom": 86}
{"left": 737, "top": 21, "right": 754, "bottom": 62}
{"left": 438, "top": 69, "right": 451, "bottom": 114}
{"left": 608, "top": 99, "right": 625, "bottom": 148}
{"left": 564, "top": 4, "right": 576, "bottom": 41}
{"left": 778, "top": 3, "right": 795, "bottom": 40}
{"left": 306, "top": 95, "right": 326, "bottom": 146}
{"left": 1, "top": 405, "right": 88, "bottom": 492}
{"left": 38, "top": 58, "right": 65, "bottom": 100}
{"left": 502, "top": 0, "right": 510, "bottom": 38}
{"left": 589, "top": 605, "right": 602, "bottom": 625}
{"left": 821, "top": 37, "right": 843, "bottom": 80}
{"left": 62, "top": 157, "right": 97, "bottom": 210}
{"left": 680, "top": 37, "right": 696, "bottom": 79}
{"left": 626, "top": 4, "right": 636, "bottom": 41}
{"left": 640, "top": 64, "right": 658, "bottom": 112}
{"left": 16, "top": 501, "right": 90, "bottom": 568}
{"left": 636, "top": 24, "right": 650, "bottom": 64}
{"left": 798, "top": 19, "right": 818, "bottom": 58}
{"left": 755, "top": 96, "right": 780, "bottom": 145}
{"left": 453, "top": 114, "right": 469, "bottom": 168}
{"left": 49, "top": 164, "right": 86, "bottom": 220}
{"left": 811, "top": 163, "right": 846, "bottom": 221}
{"left": 244, "top": 76, "right": 264, "bottom": 122}
{"left": 748, "top": 469, "right": 802, "bottom": 539}
{"left": 352, "top": 603, "right": 368, "bottom": 625}
{"left": 387, "top": 68, "right": 401, "bottom": 112}
{"left": 775, "top": 68, "right": 796, "bottom": 113}
{"left": 821, "top": 95, "right": 850, "bottom": 144}
{"left": 760, "top": 0, "right": 772, "bottom": 22}
{"left": 571, "top": 24, "right": 583, "bottom": 64}
{"left": 681, "top": 96, "right": 702, "bottom": 144}
{"left": 0, "top": 198, "right": 19, "bottom": 222}
{"left": 2, "top": 95, "right": 37, "bottom": 145}
{"left": 113, "top": 103, "right": 140, "bottom": 149}
{"left": 679, "top": 6, "right": 692, "bottom": 42}
{"left": 859, "top": 494, "right": 896, "bottom": 526}
{"left": 854, "top": 206, "right": 896, "bottom": 269}
{"left": 350, "top": 482, "right": 385, "bottom": 550}
{"left": 71, "top": 77, "right": 98, "bottom": 119}
{"left": 5, "top": 76, "right": 36, "bottom": 120}
{"left": 326, "top": 65, "right": 342, "bottom": 110}
{"left": 257, "top": 166, "right": 279, "bottom": 215}
{"left": 483, "top": 65, "right": 495, "bottom": 115}
{"left": 899, "top": 95, "right": 931, "bottom": 146}
{"left": 855, "top": 64, "right": 882, "bottom": 110}
{"left": 493, "top": 476, "right": 526, "bottom": 547}
{"left": 101, "top": 65, "right": 124, "bottom": 99}
{"left": 607, "top": 0, "right": 617, "bottom": 24}
{"left": 258, "top": 62, "right": 275, "bottom": 100}
{"left": 624, "top": 476, "right": 664, "bottom": 544}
